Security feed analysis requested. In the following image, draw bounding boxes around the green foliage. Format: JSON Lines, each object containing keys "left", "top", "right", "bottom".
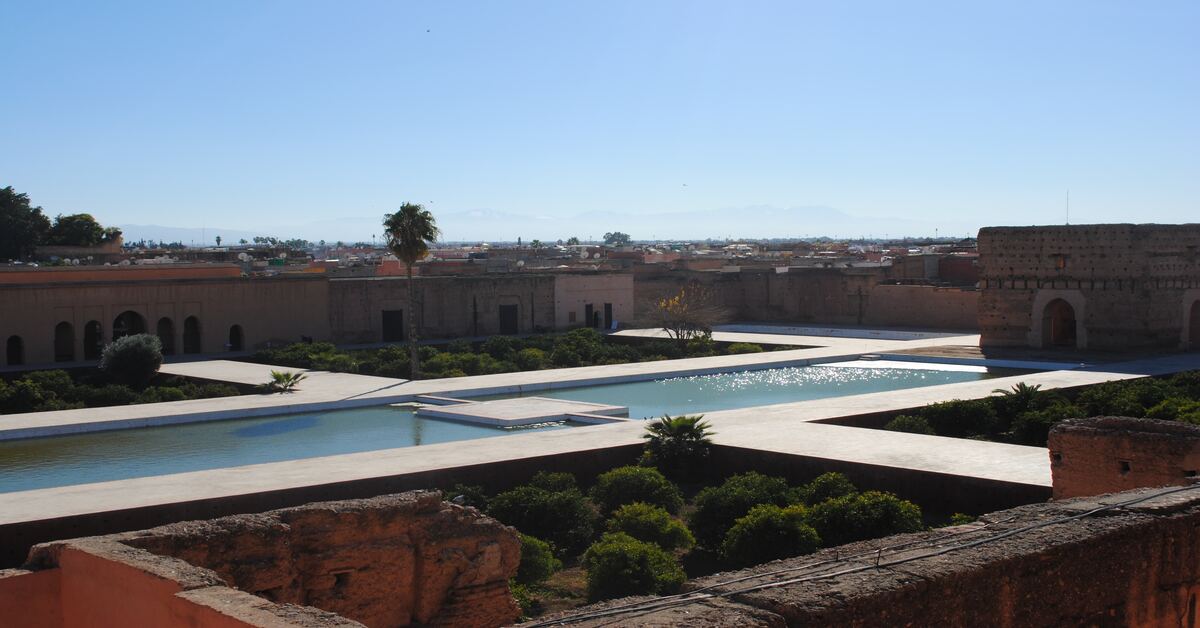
{"left": 640, "top": 414, "right": 715, "bottom": 482}
{"left": 605, "top": 503, "right": 694, "bottom": 550}
{"left": 689, "top": 472, "right": 795, "bottom": 550}
{"left": 261, "top": 370, "right": 306, "bottom": 393}
{"left": 1011, "top": 400, "right": 1083, "bottom": 446}
{"left": 514, "top": 347, "right": 548, "bottom": 371}
{"left": 590, "top": 466, "right": 683, "bottom": 515}
{"left": 444, "top": 483, "right": 489, "bottom": 510}
{"left": 487, "top": 484, "right": 595, "bottom": 556}
{"left": 516, "top": 534, "right": 562, "bottom": 585}
{"left": 582, "top": 532, "right": 685, "bottom": 602}
{"left": 806, "top": 491, "right": 923, "bottom": 547}
{"left": 719, "top": 504, "right": 819, "bottom": 567}
{"left": 991, "top": 382, "right": 1043, "bottom": 420}
{"left": 0, "top": 186, "right": 51, "bottom": 260}
{"left": 726, "top": 342, "right": 764, "bottom": 354}
{"left": 919, "top": 399, "right": 998, "bottom": 438}
{"left": 884, "top": 414, "right": 936, "bottom": 435}
{"left": 446, "top": 339, "right": 473, "bottom": 354}
{"left": 483, "top": 335, "right": 520, "bottom": 361}
{"left": 45, "top": 213, "right": 116, "bottom": 246}
{"left": 1146, "top": 397, "right": 1200, "bottom": 423}
{"left": 602, "top": 231, "right": 631, "bottom": 246}
{"left": 528, "top": 471, "right": 578, "bottom": 493}
{"left": 949, "top": 513, "right": 976, "bottom": 525}
{"left": 801, "top": 472, "right": 858, "bottom": 505}
{"left": 509, "top": 581, "right": 539, "bottom": 618}
{"left": 0, "top": 369, "right": 242, "bottom": 414}
{"left": 99, "top": 334, "right": 163, "bottom": 387}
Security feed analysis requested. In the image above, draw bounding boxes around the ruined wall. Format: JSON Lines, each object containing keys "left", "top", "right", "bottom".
{"left": 553, "top": 273, "right": 634, "bottom": 329}
{"left": 553, "top": 486, "right": 1200, "bottom": 627}
{"left": 328, "top": 275, "right": 558, "bottom": 343}
{"left": 8, "top": 491, "right": 519, "bottom": 628}
{"left": 863, "top": 285, "right": 978, "bottom": 330}
{"left": 1049, "top": 416, "right": 1200, "bottom": 500}
{"left": 978, "top": 224, "right": 1200, "bottom": 350}
{"left": 0, "top": 275, "right": 331, "bottom": 364}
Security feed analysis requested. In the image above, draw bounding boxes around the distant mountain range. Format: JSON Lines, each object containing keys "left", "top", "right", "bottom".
{"left": 121, "top": 205, "right": 978, "bottom": 245}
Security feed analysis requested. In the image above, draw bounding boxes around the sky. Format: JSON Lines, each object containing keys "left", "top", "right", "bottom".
{"left": 2, "top": 1, "right": 1197, "bottom": 242}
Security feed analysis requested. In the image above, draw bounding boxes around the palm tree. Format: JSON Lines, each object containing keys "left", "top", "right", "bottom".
{"left": 383, "top": 203, "right": 440, "bottom": 379}
{"left": 641, "top": 414, "right": 715, "bottom": 481}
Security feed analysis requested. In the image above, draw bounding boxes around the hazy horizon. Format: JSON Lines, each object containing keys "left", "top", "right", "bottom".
{"left": 4, "top": 1, "right": 1197, "bottom": 241}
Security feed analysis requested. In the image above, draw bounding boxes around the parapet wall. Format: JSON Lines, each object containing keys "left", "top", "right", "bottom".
{"left": 551, "top": 486, "right": 1200, "bottom": 627}
{"left": 1, "top": 491, "right": 520, "bottom": 628}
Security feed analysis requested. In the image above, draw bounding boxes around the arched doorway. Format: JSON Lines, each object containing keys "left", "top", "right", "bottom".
{"left": 157, "top": 318, "right": 176, "bottom": 355}
{"left": 112, "top": 310, "right": 147, "bottom": 340}
{"left": 54, "top": 322, "right": 75, "bottom": 362}
{"left": 1042, "top": 299, "right": 1078, "bottom": 348}
{"left": 228, "top": 325, "right": 244, "bottom": 351}
{"left": 5, "top": 336, "right": 23, "bottom": 366}
{"left": 183, "top": 316, "right": 202, "bottom": 354}
{"left": 83, "top": 321, "right": 103, "bottom": 360}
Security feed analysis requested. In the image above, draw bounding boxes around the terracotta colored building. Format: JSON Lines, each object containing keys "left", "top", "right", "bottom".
{"left": 978, "top": 224, "right": 1200, "bottom": 351}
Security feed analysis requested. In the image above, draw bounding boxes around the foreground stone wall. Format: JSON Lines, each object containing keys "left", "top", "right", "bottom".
{"left": 1050, "top": 416, "right": 1200, "bottom": 499}
{"left": 2, "top": 491, "right": 520, "bottom": 628}
{"left": 549, "top": 486, "right": 1200, "bottom": 627}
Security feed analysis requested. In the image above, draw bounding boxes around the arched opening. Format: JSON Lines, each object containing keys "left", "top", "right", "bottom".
{"left": 1190, "top": 301, "right": 1200, "bottom": 351}
{"left": 112, "top": 310, "right": 147, "bottom": 341}
{"left": 54, "top": 322, "right": 75, "bottom": 362}
{"left": 83, "top": 321, "right": 103, "bottom": 360}
{"left": 1042, "top": 299, "right": 1078, "bottom": 348}
{"left": 228, "top": 325, "right": 244, "bottom": 352}
{"left": 157, "top": 317, "right": 176, "bottom": 355}
{"left": 183, "top": 316, "right": 202, "bottom": 354}
{"left": 5, "top": 336, "right": 23, "bottom": 366}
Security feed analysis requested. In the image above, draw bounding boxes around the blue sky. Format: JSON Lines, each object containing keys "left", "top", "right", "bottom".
{"left": 2, "top": 1, "right": 1197, "bottom": 242}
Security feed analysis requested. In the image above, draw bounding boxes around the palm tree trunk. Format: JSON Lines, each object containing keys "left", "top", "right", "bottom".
{"left": 407, "top": 264, "right": 419, "bottom": 379}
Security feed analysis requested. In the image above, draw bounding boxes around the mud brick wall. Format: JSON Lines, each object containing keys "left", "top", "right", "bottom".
{"left": 978, "top": 224, "right": 1200, "bottom": 350}
{"left": 549, "top": 487, "right": 1200, "bottom": 627}
{"left": 1049, "top": 416, "right": 1200, "bottom": 499}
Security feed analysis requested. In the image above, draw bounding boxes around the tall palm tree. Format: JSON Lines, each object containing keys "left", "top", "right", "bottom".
{"left": 383, "top": 203, "right": 440, "bottom": 379}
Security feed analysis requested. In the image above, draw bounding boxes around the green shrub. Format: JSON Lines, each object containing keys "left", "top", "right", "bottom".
{"left": 310, "top": 353, "right": 358, "bottom": 373}
{"left": 79, "top": 383, "right": 138, "bottom": 407}
{"left": 444, "top": 484, "right": 489, "bottom": 510}
{"left": 719, "top": 504, "right": 819, "bottom": 567}
{"left": 590, "top": 466, "right": 683, "bottom": 515}
{"left": 550, "top": 346, "right": 582, "bottom": 367}
{"left": 509, "top": 581, "right": 540, "bottom": 619}
{"left": 487, "top": 486, "right": 595, "bottom": 556}
{"left": 689, "top": 472, "right": 795, "bottom": 550}
{"left": 514, "top": 348, "right": 548, "bottom": 371}
{"left": 640, "top": 414, "right": 715, "bottom": 482}
{"left": 417, "top": 345, "right": 440, "bottom": 361}
{"left": 516, "top": 534, "right": 562, "bottom": 584}
{"left": 726, "top": 342, "right": 764, "bottom": 355}
{"left": 482, "top": 335, "right": 521, "bottom": 361}
{"left": 200, "top": 383, "right": 241, "bottom": 398}
{"left": 554, "top": 328, "right": 604, "bottom": 363}
{"left": 802, "top": 472, "right": 858, "bottom": 505}
{"left": 137, "top": 387, "right": 187, "bottom": 404}
{"left": 22, "top": 370, "right": 76, "bottom": 399}
{"left": 1, "top": 379, "right": 48, "bottom": 413}
{"left": 919, "top": 399, "right": 998, "bottom": 438}
{"left": 949, "top": 513, "right": 976, "bottom": 525}
{"left": 684, "top": 335, "right": 717, "bottom": 357}
{"left": 446, "top": 339, "right": 473, "bottom": 354}
{"left": 1011, "top": 400, "right": 1082, "bottom": 446}
{"left": 582, "top": 532, "right": 685, "bottom": 601}
{"left": 806, "top": 491, "right": 923, "bottom": 547}
{"left": 606, "top": 503, "right": 694, "bottom": 550}
{"left": 1146, "top": 397, "right": 1200, "bottom": 423}
{"left": 527, "top": 471, "right": 578, "bottom": 493}
{"left": 884, "top": 414, "right": 935, "bottom": 435}
{"left": 100, "top": 334, "right": 163, "bottom": 387}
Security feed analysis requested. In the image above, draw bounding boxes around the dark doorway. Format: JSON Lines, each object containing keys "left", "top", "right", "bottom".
{"left": 604, "top": 303, "right": 613, "bottom": 330}
{"left": 5, "top": 335, "right": 24, "bottom": 366}
{"left": 112, "top": 310, "right": 147, "bottom": 340}
{"left": 499, "top": 304, "right": 519, "bottom": 335}
{"left": 228, "top": 325, "right": 244, "bottom": 351}
{"left": 54, "top": 322, "right": 75, "bottom": 362}
{"left": 183, "top": 316, "right": 202, "bottom": 354}
{"left": 585, "top": 303, "right": 595, "bottom": 329}
{"left": 1042, "top": 299, "right": 1077, "bottom": 348}
{"left": 83, "top": 321, "right": 102, "bottom": 360}
{"left": 157, "top": 318, "right": 175, "bottom": 355}
{"left": 382, "top": 310, "right": 405, "bottom": 342}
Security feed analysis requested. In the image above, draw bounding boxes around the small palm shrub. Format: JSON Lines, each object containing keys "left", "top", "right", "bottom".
{"left": 582, "top": 532, "right": 686, "bottom": 601}
{"left": 261, "top": 370, "right": 306, "bottom": 393}
{"left": 719, "top": 503, "right": 819, "bottom": 567}
{"left": 689, "top": 472, "right": 795, "bottom": 550}
{"left": 641, "top": 414, "right": 715, "bottom": 482}
{"left": 606, "top": 503, "right": 694, "bottom": 550}
{"left": 99, "top": 334, "right": 163, "bottom": 387}
{"left": 516, "top": 534, "right": 562, "bottom": 585}
{"left": 590, "top": 466, "right": 683, "bottom": 515}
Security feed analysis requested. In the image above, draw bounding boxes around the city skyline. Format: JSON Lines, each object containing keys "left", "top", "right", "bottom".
{"left": 3, "top": 1, "right": 1197, "bottom": 240}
